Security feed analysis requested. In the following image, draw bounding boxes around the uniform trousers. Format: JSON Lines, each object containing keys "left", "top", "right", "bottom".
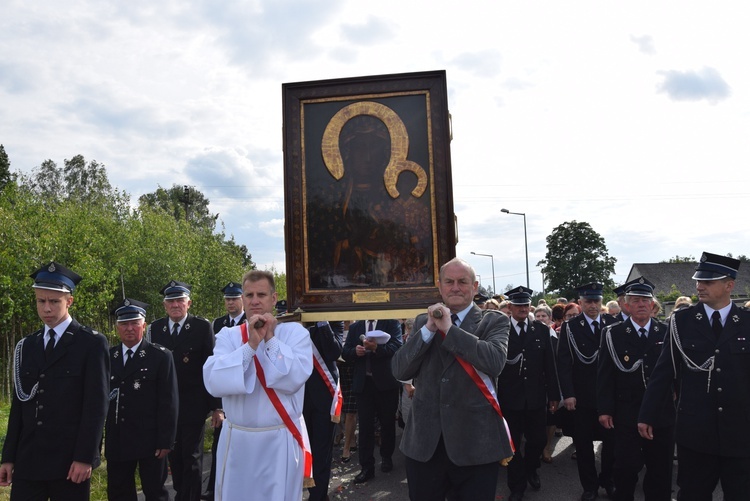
{"left": 675, "top": 444, "right": 750, "bottom": 501}
{"left": 170, "top": 421, "right": 205, "bottom": 501}
{"left": 9, "top": 477, "right": 90, "bottom": 501}
{"left": 504, "top": 406, "right": 546, "bottom": 494}
{"left": 404, "top": 435, "right": 499, "bottom": 501}
{"left": 356, "top": 376, "right": 398, "bottom": 471}
{"left": 303, "top": 402, "right": 336, "bottom": 501}
{"left": 107, "top": 455, "right": 169, "bottom": 501}
{"left": 572, "top": 406, "right": 615, "bottom": 492}
{"left": 612, "top": 424, "right": 672, "bottom": 501}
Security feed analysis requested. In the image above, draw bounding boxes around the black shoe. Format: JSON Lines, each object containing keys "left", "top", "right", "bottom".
{"left": 527, "top": 471, "right": 541, "bottom": 490}
{"left": 509, "top": 492, "right": 524, "bottom": 501}
{"left": 381, "top": 458, "right": 393, "bottom": 472}
{"left": 603, "top": 484, "right": 616, "bottom": 499}
{"left": 354, "top": 468, "right": 374, "bottom": 483}
{"left": 580, "top": 491, "right": 597, "bottom": 501}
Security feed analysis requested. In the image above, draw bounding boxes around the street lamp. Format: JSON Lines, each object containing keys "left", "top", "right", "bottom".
{"left": 501, "top": 208, "right": 530, "bottom": 288}
{"left": 470, "top": 252, "right": 495, "bottom": 295}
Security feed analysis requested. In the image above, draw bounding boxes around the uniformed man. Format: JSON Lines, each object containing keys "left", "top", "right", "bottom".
{"left": 106, "top": 298, "right": 178, "bottom": 501}
{"left": 203, "top": 282, "right": 244, "bottom": 501}
{"left": 612, "top": 284, "right": 630, "bottom": 322}
{"left": 498, "top": 286, "right": 559, "bottom": 501}
{"left": 557, "top": 283, "right": 617, "bottom": 501}
{"left": 639, "top": 252, "right": 750, "bottom": 501}
{"left": 303, "top": 320, "right": 344, "bottom": 501}
{"left": 597, "top": 278, "right": 673, "bottom": 501}
{"left": 0, "top": 262, "right": 109, "bottom": 500}
{"left": 148, "top": 281, "right": 221, "bottom": 501}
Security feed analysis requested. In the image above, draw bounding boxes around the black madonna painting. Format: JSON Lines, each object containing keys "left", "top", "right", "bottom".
{"left": 283, "top": 71, "right": 456, "bottom": 312}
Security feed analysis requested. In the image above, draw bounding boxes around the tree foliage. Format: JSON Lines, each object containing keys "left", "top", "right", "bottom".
{"left": 0, "top": 144, "right": 10, "bottom": 191}
{"left": 661, "top": 255, "right": 695, "bottom": 263}
{"left": 537, "top": 221, "right": 617, "bottom": 299}
{"left": 0, "top": 156, "right": 258, "bottom": 399}
{"left": 138, "top": 184, "right": 217, "bottom": 233}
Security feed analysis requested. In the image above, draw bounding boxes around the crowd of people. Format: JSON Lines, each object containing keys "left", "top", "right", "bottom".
{"left": 1, "top": 251, "right": 749, "bottom": 501}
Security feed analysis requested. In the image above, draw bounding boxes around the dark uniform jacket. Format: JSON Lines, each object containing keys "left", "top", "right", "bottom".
{"left": 212, "top": 312, "right": 246, "bottom": 337}
{"left": 392, "top": 307, "right": 514, "bottom": 466}
{"left": 305, "top": 322, "right": 344, "bottom": 413}
{"left": 105, "top": 338, "right": 179, "bottom": 461}
{"left": 498, "top": 319, "right": 559, "bottom": 411}
{"left": 149, "top": 314, "right": 219, "bottom": 424}
{"left": 639, "top": 303, "right": 750, "bottom": 457}
{"left": 557, "top": 313, "right": 617, "bottom": 409}
{"left": 1, "top": 319, "right": 109, "bottom": 480}
{"left": 598, "top": 318, "right": 674, "bottom": 428}
{"left": 342, "top": 319, "right": 403, "bottom": 392}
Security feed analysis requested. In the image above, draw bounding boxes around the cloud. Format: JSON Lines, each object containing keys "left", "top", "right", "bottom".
{"left": 259, "top": 218, "right": 285, "bottom": 239}
{"left": 450, "top": 49, "right": 502, "bottom": 78}
{"left": 657, "top": 67, "right": 731, "bottom": 104}
{"left": 340, "top": 16, "right": 394, "bottom": 46}
{"left": 630, "top": 34, "right": 655, "bottom": 55}
{"left": 0, "top": 62, "right": 39, "bottom": 94}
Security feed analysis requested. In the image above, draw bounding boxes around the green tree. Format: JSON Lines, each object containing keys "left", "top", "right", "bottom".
{"left": 28, "top": 159, "right": 64, "bottom": 200}
{"left": 661, "top": 255, "right": 696, "bottom": 263}
{"left": 0, "top": 144, "right": 10, "bottom": 191}
{"left": 538, "top": 221, "right": 617, "bottom": 299}
{"left": 138, "top": 184, "right": 217, "bottom": 232}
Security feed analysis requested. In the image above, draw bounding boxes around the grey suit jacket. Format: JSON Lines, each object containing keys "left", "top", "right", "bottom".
{"left": 391, "top": 305, "right": 513, "bottom": 466}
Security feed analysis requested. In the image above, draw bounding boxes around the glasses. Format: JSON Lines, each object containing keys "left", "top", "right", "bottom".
{"left": 564, "top": 313, "right": 578, "bottom": 320}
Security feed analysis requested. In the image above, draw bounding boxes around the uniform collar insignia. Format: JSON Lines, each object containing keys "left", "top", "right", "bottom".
{"left": 654, "top": 325, "right": 659, "bottom": 332}
{"left": 163, "top": 325, "right": 167, "bottom": 332}
{"left": 625, "top": 327, "right": 632, "bottom": 333}
{"left": 579, "top": 319, "right": 585, "bottom": 327}
{"left": 733, "top": 315, "right": 740, "bottom": 323}
{"left": 185, "top": 323, "right": 191, "bottom": 330}
{"left": 695, "top": 312, "right": 703, "bottom": 321}
{"left": 139, "top": 349, "right": 146, "bottom": 357}
{"left": 113, "top": 350, "right": 120, "bottom": 358}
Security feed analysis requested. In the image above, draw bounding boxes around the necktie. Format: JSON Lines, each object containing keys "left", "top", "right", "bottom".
{"left": 368, "top": 320, "right": 374, "bottom": 332}
{"left": 450, "top": 314, "right": 459, "bottom": 327}
{"left": 124, "top": 348, "right": 133, "bottom": 370}
{"left": 172, "top": 322, "right": 179, "bottom": 337}
{"left": 230, "top": 318, "right": 235, "bottom": 327}
{"left": 45, "top": 329, "right": 56, "bottom": 361}
{"left": 518, "top": 321, "right": 526, "bottom": 336}
{"left": 592, "top": 320, "right": 600, "bottom": 337}
{"left": 639, "top": 327, "right": 649, "bottom": 350}
{"left": 712, "top": 311, "right": 723, "bottom": 340}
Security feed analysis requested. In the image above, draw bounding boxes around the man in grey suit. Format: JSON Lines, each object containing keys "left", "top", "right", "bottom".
{"left": 392, "top": 257, "right": 513, "bottom": 501}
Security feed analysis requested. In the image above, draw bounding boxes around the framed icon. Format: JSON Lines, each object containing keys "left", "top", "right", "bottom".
{"left": 282, "top": 70, "right": 456, "bottom": 312}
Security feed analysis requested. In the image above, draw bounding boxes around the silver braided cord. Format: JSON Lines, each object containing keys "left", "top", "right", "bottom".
{"left": 604, "top": 326, "right": 647, "bottom": 388}
{"left": 566, "top": 322, "right": 599, "bottom": 365}
{"left": 13, "top": 338, "right": 38, "bottom": 402}
{"left": 669, "top": 314, "right": 715, "bottom": 392}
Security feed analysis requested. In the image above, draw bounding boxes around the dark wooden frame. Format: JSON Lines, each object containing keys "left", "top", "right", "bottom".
{"left": 282, "top": 70, "right": 455, "bottom": 312}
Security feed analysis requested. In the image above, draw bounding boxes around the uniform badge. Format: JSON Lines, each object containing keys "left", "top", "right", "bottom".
{"left": 163, "top": 325, "right": 168, "bottom": 332}
{"left": 625, "top": 327, "right": 632, "bottom": 333}
{"left": 579, "top": 320, "right": 585, "bottom": 327}
{"left": 133, "top": 380, "right": 141, "bottom": 390}
{"left": 695, "top": 313, "right": 703, "bottom": 321}
{"left": 183, "top": 354, "right": 190, "bottom": 363}
{"left": 123, "top": 299, "right": 131, "bottom": 306}
{"left": 113, "top": 350, "right": 120, "bottom": 359}
{"left": 624, "top": 355, "right": 630, "bottom": 362}
{"left": 170, "top": 280, "right": 176, "bottom": 287}
{"left": 654, "top": 325, "right": 660, "bottom": 332}
{"left": 48, "top": 263, "right": 56, "bottom": 272}
{"left": 185, "top": 323, "right": 191, "bottom": 330}
{"left": 733, "top": 315, "right": 740, "bottom": 323}
{"left": 139, "top": 350, "right": 146, "bottom": 358}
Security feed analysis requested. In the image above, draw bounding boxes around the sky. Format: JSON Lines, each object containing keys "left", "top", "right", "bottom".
{"left": 2, "top": 0, "right": 749, "bottom": 297}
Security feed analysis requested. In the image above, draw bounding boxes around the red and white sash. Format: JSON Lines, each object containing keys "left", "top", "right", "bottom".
{"left": 241, "top": 322, "right": 314, "bottom": 487}
{"left": 311, "top": 343, "right": 343, "bottom": 423}
{"left": 439, "top": 329, "right": 516, "bottom": 461}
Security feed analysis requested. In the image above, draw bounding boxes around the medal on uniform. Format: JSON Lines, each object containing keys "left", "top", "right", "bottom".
{"left": 624, "top": 355, "right": 630, "bottom": 362}
{"left": 183, "top": 354, "right": 190, "bottom": 363}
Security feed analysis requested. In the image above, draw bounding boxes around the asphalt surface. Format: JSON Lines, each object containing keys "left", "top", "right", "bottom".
{"left": 143, "top": 426, "right": 720, "bottom": 500}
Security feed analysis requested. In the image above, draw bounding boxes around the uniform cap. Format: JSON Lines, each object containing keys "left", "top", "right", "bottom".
{"left": 222, "top": 282, "right": 243, "bottom": 298}
{"left": 692, "top": 252, "right": 740, "bottom": 280}
{"left": 506, "top": 286, "right": 533, "bottom": 305}
{"left": 160, "top": 280, "right": 192, "bottom": 299}
{"left": 30, "top": 261, "right": 82, "bottom": 293}
{"left": 114, "top": 298, "right": 148, "bottom": 322}
{"left": 624, "top": 276, "right": 655, "bottom": 298}
{"left": 576, "top": 282, "right": 604, "bottom": 300}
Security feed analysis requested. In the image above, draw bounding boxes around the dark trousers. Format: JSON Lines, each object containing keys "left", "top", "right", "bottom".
{"left": 206, "top": 424, "right": 221, "bottom": 495}
{"left": 572, "top": 406, "right": 615, "bottom": 492}
{"left": 107, "top": 455, "right": 169, "bottom": 501}
{"left": 10, "top": 477, "right": 90, "bottom": 501}
{"left": 356, "top": 376, "right": 398, "bottom": 471}
{"left": 304, "top": 404, "right": 336, "bottom": 501}
{"left": 170, "top": 421, "right": 205, "bottom": 501}
{"left": 613, "top": 424, "right": 673, "bottom": 501}
{"left": 504, "top": 406, "right": 546, "bottom": 494}
{"left": 675, "top": 444, "right": 750, "bottom": 501}
{"left": 404, "top": 436, "right": 500, "bottom": 501}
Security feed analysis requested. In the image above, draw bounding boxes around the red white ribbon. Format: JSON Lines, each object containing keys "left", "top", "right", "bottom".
{"left": 311, "top": 343, "right": 343, "bottom": 422}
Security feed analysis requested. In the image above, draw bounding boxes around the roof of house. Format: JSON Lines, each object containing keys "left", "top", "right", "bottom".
{"left": 625, "top": 262, "right": 750, "bottom": 298}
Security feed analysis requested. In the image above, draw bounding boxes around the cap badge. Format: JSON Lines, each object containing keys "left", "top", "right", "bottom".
{"left": 48, "top": 263, "right": 56, "bottom": 272}
{"left": 124, "top": 299, "right": 131, "bottom": 306}
{"left": 170, "top": 280, "right": 176, "bottom": 287}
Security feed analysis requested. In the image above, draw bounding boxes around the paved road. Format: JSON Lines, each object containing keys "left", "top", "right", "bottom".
{"left": 143, "top": 426, "right": 719, "bottom": 500}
